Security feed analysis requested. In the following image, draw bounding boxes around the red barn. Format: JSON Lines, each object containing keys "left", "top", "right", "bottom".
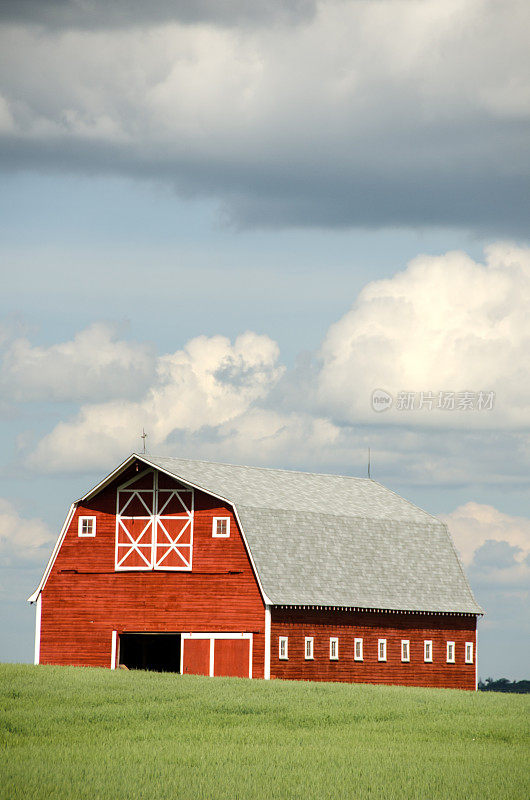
{"left": 29, "top": 454, "right": 482, "bottom": 689}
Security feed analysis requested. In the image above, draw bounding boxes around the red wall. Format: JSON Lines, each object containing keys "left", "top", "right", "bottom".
{"left": 270, "top": 607, "right": 476, "bottom": 689}
{"left": 39, "top": 463, "right": 265, "bottom": 676}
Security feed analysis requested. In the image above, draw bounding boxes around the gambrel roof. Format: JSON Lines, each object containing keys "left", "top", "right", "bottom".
{"left": 137, "top": 455, "right": 482, "bottom": 615}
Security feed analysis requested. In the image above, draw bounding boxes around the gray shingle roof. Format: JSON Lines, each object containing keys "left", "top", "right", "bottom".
{"left": 142, "top": 455, "right": 482, "bottom": 615}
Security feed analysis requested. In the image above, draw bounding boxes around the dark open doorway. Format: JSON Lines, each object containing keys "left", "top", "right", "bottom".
{"left": 119, "top": 633, "right": 181, "bottom": 673}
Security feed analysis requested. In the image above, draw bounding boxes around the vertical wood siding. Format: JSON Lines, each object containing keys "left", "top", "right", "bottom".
{"left": 271, "top": 607, "right": 477, "bottom": 689}
{"left": 39, "top": 464, "right": 265, "bottom": 677}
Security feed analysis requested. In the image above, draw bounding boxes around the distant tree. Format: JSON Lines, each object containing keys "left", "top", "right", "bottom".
{"left": 478, "top": 678, "right": 530, "bottom": 693}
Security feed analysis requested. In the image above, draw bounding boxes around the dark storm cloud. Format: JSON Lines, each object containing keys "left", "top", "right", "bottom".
{"left": 0, "top": 0, "right": 317, "bottom": 29}
{"left": 0, "top": 0, "right": 529, "bottom": 235}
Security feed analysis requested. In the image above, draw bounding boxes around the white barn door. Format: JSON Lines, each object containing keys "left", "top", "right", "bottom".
{"left": 115, "top": 469, "right": 194, "bottom": 570}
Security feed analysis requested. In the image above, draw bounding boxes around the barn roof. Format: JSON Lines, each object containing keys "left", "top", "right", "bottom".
{"left": 134, "top": 455, "right": 482, "bottom": 615}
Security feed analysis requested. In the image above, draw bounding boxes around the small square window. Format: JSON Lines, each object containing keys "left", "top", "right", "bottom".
{"left": 447, "top": 641, "right": 455, "bottom": 663}
{"left": 354, "top": 638, "right": 363, "bottom": 661}
{"left": 401, "top": 640, "right": 410, "bottom": 662}
{"left": 212, "top": 517, "right": 230, "bottom": 537}
{"left": 78, "top": 516, "right": 96, "bottom": 537}
{"left": 330, "top": 637, "right": 339, "bottom": 660}
{"left": 279, "top": 636, "right": 288, "bottom": 660}
{"left": 305, "top": 637, "right": 314, "bottom": 660}
{"left": 378, "top": 638, "right": 387, "bottom": 662}
{"left": 465, "top": 642, "right": 474, "bottom": 664}
{"left": 424, "top": 640, "right": 433, "bottom": 662}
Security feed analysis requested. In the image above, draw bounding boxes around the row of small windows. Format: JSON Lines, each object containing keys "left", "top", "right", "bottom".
{"left": 279, "top": 636, "right": 473, "bottom": 664}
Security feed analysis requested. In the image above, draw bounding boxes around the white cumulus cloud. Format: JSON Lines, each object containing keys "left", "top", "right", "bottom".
{"left": 0, "top": 498, "right": 54, "bottom": 567}
{"left": 441, "top": 502, "right": 530, "bottom": 591}
{"left": 28, "top": 331, "right": 285, "bottom": 472}
{"left": 0, "top": 322, "right": 156, "bottom": 402}
{"left": 318, "top": 243, "right": 530, "bottom": 428}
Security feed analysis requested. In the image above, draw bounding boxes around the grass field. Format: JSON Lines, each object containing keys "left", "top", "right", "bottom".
{"left": 1, "top": 664, "right": 528, "bottom": 800}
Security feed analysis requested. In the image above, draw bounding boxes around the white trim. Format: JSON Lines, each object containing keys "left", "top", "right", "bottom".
{"left": 33, "top": 595, "right": 41, "bottom": 665}
{"left": 181, "top": 632, "right": 253, "bottom": 679}
{"left": 304, "top": 636, "right": 314, "bottom": 660}
{"left": 465, "top": 640, "right": 474, "bottom": 665}
{"left": 27, "top": 503, "right": 77, "bottom": 603}
{"left": 264, "top": 605, "right": 271, "bottom": 679}
{"left": 212, "top": 517, "right": 230, "bottom": 538}
{"left": 209, "top": 639, "right": 215, "bottom": 677}
{"left": 378, "top": 638, "right": 387, "bottom": 662}
{"left": 111, "top": 631, "right": 117, "bottom": 669}
{"left": 330, "top": 637, "right": 339, "bottom": 661}
{"left": 279, "top": 636, "right": 288, "bottom": 660}
{"left": 446, "top": 641, "right": 455, "bottom": 664}
{"left": 424, "top": 640, "right": 433, "bottom": 662}
{"left": 354, "top": 637, "right": 363, "bottom": 661}
{"left": 401, "top": 639, "right": 410, "bottom": 662}
{"left": 78, "top": 516, "right": 96, "bottom": 537}
{"left": 474, "top": 628, "right": 478, "bottom": 691}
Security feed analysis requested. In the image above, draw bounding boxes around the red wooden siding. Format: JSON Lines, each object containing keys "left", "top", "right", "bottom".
{"left": 270, "top": 607, "right": 476, "bottom": 690}
{"left": 182, "top": 639, "right": 210, "bottom": 676}
{"left": 39, "top": 463, "right": 265, "bottom": 677}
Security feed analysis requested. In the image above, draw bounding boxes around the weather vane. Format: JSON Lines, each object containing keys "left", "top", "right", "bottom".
{"left": 141, "top": 428, "right": 147, "bottom": 454}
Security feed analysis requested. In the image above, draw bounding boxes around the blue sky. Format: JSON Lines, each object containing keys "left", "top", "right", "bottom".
{"left": 1, "top": 0, "right": 529, "bottom": 680}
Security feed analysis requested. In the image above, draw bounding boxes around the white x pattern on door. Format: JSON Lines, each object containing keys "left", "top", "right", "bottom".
{"left": 115, "top": 468, "right": 194, "bottom": 570}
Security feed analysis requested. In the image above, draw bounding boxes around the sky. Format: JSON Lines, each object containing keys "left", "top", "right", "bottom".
{"left": 0, "top": 0, "right": 529, "bottom": 680}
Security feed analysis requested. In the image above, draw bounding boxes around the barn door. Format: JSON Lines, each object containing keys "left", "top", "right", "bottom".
{"left": 116, "top": 470, "right": 155, "bottom": 569}
{"left": 155, "top": 484, "right": 194, "bottom": 569}
{"left": 115, "top": 469, "right": 194, "bottom": 570}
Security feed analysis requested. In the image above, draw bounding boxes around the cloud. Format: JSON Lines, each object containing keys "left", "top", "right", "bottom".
{"left": 441, "top": 502, "right": 530, "bottom": 591}
{"left": 0, "top": 0, "right": 317, "bottom": 29}
{"left": 0, "top": 498, "right": 54, "bottom": 567}
{"left": 0, "top": 322, "right": 156, "bottom": 402}
{"left": 28, "top": 331, "right": 285, "bottom": 472}
{"left": 18, "top": 242, "right": 530, "bottom": 478}
{"left": 317, "top": 243, "right": 530, "bottom": 428}
{"left": 0, "top": 1, "right": 529, "bottom": 233}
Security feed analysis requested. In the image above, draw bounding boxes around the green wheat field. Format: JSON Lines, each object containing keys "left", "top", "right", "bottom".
{"left": 1, "top": 663, "right": 528, "bottom": 800}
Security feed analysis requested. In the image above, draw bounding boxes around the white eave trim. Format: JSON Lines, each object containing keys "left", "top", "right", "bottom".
{"left": 27, "top": 502, "right": 77, "bottom": 603}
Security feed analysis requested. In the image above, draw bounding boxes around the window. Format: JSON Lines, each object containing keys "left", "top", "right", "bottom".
{"left": 447, "top": 641, "right": 455, "bottom": 663}
{"left": 424, "top": 640, "right": 433, "bottom": 662}
{"left": 330, "top": 637, "right": 339, "bottom": 660}
{"left": 378, "top": 638, "right": 387, "bottom": 662}
{"left": 401, "top": 640, "right": 410, "bottom": 662}
{"left": 279, "top": 636, "right": 288, "bottom": 660}
{"left": 78, "top": 516, "right": 96, "bottom": 537}
{"left": 212, "top": 517, "right": 230, "bottom": 537}
{"left": 305, "top": 637, "right": 314, "bottom": 660}
{"left": 354, "top": 638, "right": 363, "bottom": 661}
{"left": 465, "top": 642, "right": 474, "bottom": 664}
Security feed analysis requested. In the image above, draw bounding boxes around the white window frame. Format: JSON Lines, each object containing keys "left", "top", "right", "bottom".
{"left": 78, "top": 516, "right": 96, "bottom": 537}
{"left": 401, "top": 639, "right": 410, "bottom": 662}
{"left": 305, "top": 637, "right": 314, "bottom": 660}
{"left": 330, "top": 637, "right": 339, "bottom": 661}
{"left": 378, "top": 638, "right": 387, "bottom": 662}
{"left": 465, "top": 641, "right": 474, "bottom": 664}
{"left": 424, "top": 640, "right": 433, "bottom": 662}
{"left": 354, "top": 638, "right": 363, "bottom": 661}
{"left": 446, "top": 641, "right": 455, "bottom": 663}
{"left": 212, "top": 516, "right": 230, "bottom": 538}
{"left": 279, "top": 636, "right": 288, "bottom": 660}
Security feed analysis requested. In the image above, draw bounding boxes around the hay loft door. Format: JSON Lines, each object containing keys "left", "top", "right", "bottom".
{"left": 115, "top": 468, "right": 194, "bottom": 571}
